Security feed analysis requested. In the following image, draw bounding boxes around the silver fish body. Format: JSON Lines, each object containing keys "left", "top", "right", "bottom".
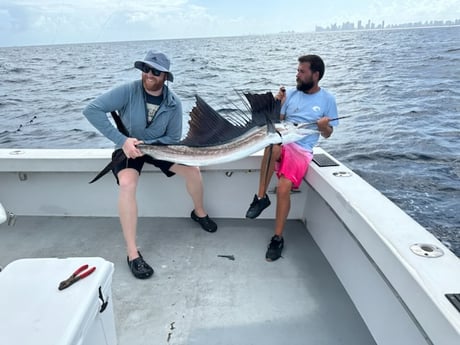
{"left": 137, "top": 122, "right": 316, "bottom": 166}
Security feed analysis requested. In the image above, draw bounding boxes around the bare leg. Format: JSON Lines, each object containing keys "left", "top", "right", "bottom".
{"left": 117, "top": 168, "right": 140, "bottom": 261}
{"left": 170, "top": 164, "right": 207, "bottom": 217}
{"left": 257, "top": 145, "right": 281, "bottom": 198}
{"left": 274, "top": 176, "right": 292, "bottom": 237}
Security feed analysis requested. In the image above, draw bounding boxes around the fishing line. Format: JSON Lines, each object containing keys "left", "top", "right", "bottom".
{"left": 94, "top": 1, "right": 122, "bottom": 43}
{"left": 264, "top": 144, "right": 274, "bottom": 193}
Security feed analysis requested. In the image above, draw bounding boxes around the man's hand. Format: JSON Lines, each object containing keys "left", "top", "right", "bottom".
{"left": 274, "top": 86, "right": 286, "bottom": 103}
{"left": 122, "top": 138, "right": 144, "bottom": 159}
{"left": 275, "top": 87, "right": 287, "bottom": 121}
{"left": 317, "top": 117, "right": 333, "bottom": 138}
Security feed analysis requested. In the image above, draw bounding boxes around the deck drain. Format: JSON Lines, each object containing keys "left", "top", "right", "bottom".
{"left": 333, "top": 171, "right": 352, "bottom": 177}
{"left": 410, "top": 243, "right": 444, "bottom": 258}
{"left": 9, "top": 150, "right": 25, "bottom": 155}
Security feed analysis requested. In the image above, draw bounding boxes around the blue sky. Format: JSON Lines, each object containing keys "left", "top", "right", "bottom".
{"left": 0, "top": 0, "right": 459, "bottom": 47}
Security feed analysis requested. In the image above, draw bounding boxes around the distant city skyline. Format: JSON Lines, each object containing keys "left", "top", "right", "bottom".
{"left": 316, "top": 18, "right": 460, "bottom": 32}
{"left": 1, "top": 0, "right": 459, "bottom": 47}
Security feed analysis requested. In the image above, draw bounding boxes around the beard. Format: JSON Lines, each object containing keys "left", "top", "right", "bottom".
{"left": 142, "top": 74, "right": 164, "bottom": 93}
{"left": 296, "top": 78, "right": 314, "bottom": 92}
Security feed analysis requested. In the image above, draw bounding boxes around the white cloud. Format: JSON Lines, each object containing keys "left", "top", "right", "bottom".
{"left": 0, "top": 0, "right": 458, "bottom": 47}
{"left": 0, "top": 0, "right": 211, "bottom": 45}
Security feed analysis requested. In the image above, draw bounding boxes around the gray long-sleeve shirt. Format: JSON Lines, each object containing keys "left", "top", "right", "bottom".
{"left": 83, "top": 79, "right": 183, "bottom": 148}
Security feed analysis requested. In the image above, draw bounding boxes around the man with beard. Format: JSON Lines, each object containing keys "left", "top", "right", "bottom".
{"left": 83, "top": 50, "right": 217, "bottom": 279}
{"left": 245, "top": 54, "right": 338, "bottom": 262}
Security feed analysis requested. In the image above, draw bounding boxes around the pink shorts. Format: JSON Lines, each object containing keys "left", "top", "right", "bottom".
{"left": 275, "top": 143, "right": 313, "bottom": 189}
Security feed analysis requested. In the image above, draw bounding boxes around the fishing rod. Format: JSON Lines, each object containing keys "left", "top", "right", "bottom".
{"left": 325, "top": 115, "right": 351, "bottom": 122}
{"left": 298, "top": 115, "right": 351, "bottom": 127}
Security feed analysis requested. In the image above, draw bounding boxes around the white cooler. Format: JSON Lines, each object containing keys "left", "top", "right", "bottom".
{"left": 0, "top": 257, "right": 117, "bottom": 345}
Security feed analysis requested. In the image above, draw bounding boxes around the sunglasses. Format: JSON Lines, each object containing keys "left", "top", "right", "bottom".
{"left": 141, "top": 65, "right": 162, "bottom": 76}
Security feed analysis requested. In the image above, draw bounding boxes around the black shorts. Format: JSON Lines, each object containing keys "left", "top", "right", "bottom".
{"left": 111, "top": 149, "right": 175, "bottom": 183}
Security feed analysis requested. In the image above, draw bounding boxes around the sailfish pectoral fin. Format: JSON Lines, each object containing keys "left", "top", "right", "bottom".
{"left": 89, "top": 150, "right": 127, "bottom": 184}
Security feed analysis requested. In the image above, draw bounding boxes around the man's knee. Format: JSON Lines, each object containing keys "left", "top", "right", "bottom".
{"left": 265, "top": 144, "right": 282, "bottom": 160}
{"left": 118, "top": 170, "right": 139, "bottom": 191}
{"left": 184, "top": 166, "right": 202, "bottom": 180}
{"left": 277, "top": 177, "right": 292, "bottom": 195}
{"left": 173, "top": 164, "right": 201, "bottom": 177}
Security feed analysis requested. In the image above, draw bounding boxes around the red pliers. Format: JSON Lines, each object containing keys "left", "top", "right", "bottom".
{"left": 58, "top": 264, "right": 96, "bottom": 290}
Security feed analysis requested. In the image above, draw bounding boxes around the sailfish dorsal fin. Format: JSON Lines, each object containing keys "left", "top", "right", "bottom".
{"left": 243, "top": 91, "right": 281, "bottom": 133}
{"left": 179, "top": 92, "right": 280, "bottom": 147}
{"left": 243, "top": 92, "right": 281, "bottom": 126}
{"left": 179, "top": 95, "right": 253, "bottom": 147}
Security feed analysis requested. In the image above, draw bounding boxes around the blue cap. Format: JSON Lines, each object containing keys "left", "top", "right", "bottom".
{"left": 134, "top": 50, "right": 174, "bottom": 82}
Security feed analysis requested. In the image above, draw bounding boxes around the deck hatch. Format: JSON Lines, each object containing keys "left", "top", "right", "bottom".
{"left": 446, "top": 294, "right": 460, "bottom": 313}
{"left": 313, "top": 153, "right": 339, "bottom": 167}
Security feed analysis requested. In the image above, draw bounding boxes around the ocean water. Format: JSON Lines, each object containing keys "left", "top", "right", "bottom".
{"left": 1, "top": 27, "right": 459, "bottom": 256}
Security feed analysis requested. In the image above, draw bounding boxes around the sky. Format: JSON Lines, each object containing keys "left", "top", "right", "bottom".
{"left": 0, "top": 0, "right": 459, "bottom": 47}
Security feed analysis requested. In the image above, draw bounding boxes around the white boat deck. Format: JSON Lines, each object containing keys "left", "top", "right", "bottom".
{"left": 0, "top": 215, "right": 376, "bottom": 345}
{"left": 1, "top": 147, "right": 459, "bottom": 344}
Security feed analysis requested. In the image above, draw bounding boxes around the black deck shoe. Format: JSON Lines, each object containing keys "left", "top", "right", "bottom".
{"left": 127, "top": 251, "right": 154, "bottom": 279}
{"left": 245, "top": 194, "right": 271, "bottom": 219}
{"left": 191, "top": 210, "right": 217, "bottom": 233}
{"left": 265, "top": 235, "right": 284, "bottom": 262}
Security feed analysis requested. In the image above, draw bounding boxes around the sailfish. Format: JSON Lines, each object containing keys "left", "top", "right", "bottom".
{"left": 89, "top": 92, "right": 316, "bottom": 183}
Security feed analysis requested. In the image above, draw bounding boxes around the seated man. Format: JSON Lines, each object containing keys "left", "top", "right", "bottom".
{"left": 245, "top": 54, "right": 338, "bottom": 262}
{"left": 83, "top": 50, "right": 217, "bottom": 279}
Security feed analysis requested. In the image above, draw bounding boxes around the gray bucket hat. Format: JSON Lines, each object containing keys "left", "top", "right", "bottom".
{"left": 134, "top": 50, "right": 174, "bottom": 82}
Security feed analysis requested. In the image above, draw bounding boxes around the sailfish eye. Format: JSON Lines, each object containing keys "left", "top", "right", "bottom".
{"left": 293, "top": 123, "right": 298, "bottom": 126}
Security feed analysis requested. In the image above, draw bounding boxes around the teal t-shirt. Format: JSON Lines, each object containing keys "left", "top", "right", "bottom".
{"left": 281, "top": 88, "right": 338, "bottom": 152}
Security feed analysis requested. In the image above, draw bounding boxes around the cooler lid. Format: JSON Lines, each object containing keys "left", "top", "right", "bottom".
{"left": 0, "top": 257, "right": 114, "bottom": 345}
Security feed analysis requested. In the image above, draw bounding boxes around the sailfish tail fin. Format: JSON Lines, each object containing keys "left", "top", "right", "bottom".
{"left": 89, "top": 149, "right": 127, "bottom": 184}
{"left": 89, "top": 110, "right": 128, "bottom": 184}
